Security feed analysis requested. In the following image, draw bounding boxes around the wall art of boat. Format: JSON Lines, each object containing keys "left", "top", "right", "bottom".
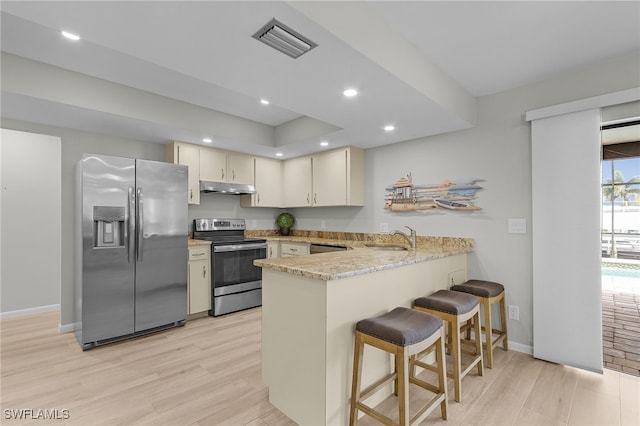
{"left": 384, "top": 174, "right": 484, "bottom": 212}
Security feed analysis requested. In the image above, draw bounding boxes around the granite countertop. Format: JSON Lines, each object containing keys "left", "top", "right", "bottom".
{"left": 188, "top": 239, "right": 212, "bottom": 247}
{"left": 250, "top": 230, "right": 473, "bottom": 281}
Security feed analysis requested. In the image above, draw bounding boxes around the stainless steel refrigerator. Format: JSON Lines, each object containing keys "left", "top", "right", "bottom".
{"left": 75, "top": 154, "right": 188, "bottom": 350}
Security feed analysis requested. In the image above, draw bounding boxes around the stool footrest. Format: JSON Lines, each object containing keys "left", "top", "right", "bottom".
{"left": 355, "top": 401, "right": 395, "bottom": 426}
{"left": 359, "top": 372, "right": 396, "bottom": 402}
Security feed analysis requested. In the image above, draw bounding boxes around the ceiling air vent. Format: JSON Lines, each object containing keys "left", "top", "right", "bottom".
{"left": 252, "top": 18, "right": 317, "bottom": 59}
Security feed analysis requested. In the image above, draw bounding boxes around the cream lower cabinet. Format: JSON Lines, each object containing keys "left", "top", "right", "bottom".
{"left": 166, "top": 142, "right": 200, "bottom": 204}
{"left": 267, "top": 241, "right": 280, "bottom": 259}
{"left": 188, "top": 245, "right": 211, "bottom": 315}
{"left": 280, "top": 242, "right": 310, "bottom": 257}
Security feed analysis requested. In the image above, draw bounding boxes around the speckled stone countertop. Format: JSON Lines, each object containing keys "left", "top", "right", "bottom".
{"left": 249, "top": 230, "right": 473, "bottom": 281}
{"left": 188, "top": 239, "right": 212, "bottom": 247}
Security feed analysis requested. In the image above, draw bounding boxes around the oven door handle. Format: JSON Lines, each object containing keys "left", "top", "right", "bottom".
{"left": 214, "top": 243, "right": 268, "bottom": 253}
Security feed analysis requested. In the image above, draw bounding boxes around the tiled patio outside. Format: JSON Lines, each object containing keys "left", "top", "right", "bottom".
{"left": 602, "top": 261, "right": 640, "bottom": 376}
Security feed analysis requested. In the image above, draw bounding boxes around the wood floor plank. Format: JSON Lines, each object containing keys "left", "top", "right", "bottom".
{"left": 2, "top": 309, "right": 640, "bottom": 426}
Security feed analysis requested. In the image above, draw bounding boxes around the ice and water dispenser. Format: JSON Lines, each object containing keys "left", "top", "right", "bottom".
{"left": 93, "top": 206, "right": 125, "bottom": 248}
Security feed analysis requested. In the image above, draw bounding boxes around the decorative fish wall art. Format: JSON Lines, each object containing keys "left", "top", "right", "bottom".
{"left": 384, "top": 173, "right": 484, "bottom": 212}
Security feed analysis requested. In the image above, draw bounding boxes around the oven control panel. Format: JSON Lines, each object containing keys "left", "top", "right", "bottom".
{"left": 194, "top": 218, "right": 246, "bottom": 231}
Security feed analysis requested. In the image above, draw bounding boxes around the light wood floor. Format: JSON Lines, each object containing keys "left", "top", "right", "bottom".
{"left": 1, "top": 309, "right": 639, "bottom": 426}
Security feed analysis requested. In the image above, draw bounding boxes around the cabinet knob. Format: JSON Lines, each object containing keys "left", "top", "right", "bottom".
{"left": 190, "top": 189, "right": 193, "bottom": 201}
{"left": 232, "top": 170, "right": 236, "bottom": 181}
{"left": 203, "top": 265, "right": 206, "bottom": 278}
{"left": 221, "top": 168, "right": 225, "bottom": 180}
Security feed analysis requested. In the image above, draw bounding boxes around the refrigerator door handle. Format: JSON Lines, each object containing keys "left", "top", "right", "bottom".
{"left": 137, "top": 187, "right": 144, "bottom": 262}
{"left": 127, "top": 187, "right": 135, "bottom": 263}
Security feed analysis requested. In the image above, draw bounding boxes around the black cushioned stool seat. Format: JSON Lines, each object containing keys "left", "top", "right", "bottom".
{"left": 414, "top": 289, "right": 479, "bottom": 316}
{"left": 350, "top": 307, "right": 448, "bottom": 426}
{"left": 451, "top": 280, "right": 508, "bottom": 369}
{"left": 413, "top": 290, "right": 483, "bottom": 402}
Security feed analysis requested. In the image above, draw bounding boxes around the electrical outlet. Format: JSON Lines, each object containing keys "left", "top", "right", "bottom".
{"left": 447, "top": 269, "right": 466, "bottom": 287}
{"left": 508, "top": 305, "right": 519, "bottom": 321}
{"left": 380, "top": 222, "right": 389, "bottom": 233}
{"left": 320, "top": 220, "right": 326, "bottom": 229}
{"left": 251, "top": 220, "right": 257, "bottom": 228}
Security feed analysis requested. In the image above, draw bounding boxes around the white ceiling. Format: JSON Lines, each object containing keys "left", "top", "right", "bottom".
{"left": 1, "top": 1, "right": 639, "bottom": 158}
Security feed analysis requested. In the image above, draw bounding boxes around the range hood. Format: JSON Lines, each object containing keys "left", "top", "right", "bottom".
{"left": 199, "top": 180, "right": 256, "bottom": 195}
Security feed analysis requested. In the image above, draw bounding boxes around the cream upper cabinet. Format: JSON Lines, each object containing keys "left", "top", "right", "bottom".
{"left": 241, "top": 157, "right": 282, "bottom": 208}
{"left": 283, "top": 156, "right": 313, "bottom": 207}
{"left": 312, "top": 148, "right": 348, "bottom": 207}
{"left": 282, "top": 147, "right": 364, "bottom": 208}
{"left": 199, "top": 148, "right": 226, "bottom": 182}
{"left": 166, "top": 141, "right": 200, "bottom": 205}
{"left": 227, "top": 152, "right": 254, "bottom": 185}
{"left": 200, "top": 148, "right": 254, "bottom": 185}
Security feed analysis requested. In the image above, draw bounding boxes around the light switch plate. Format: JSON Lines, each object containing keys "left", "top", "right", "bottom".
{"left": 508, "top": 218, "right": 527, "bottom": 234}
{"left": 320, "top": 220, "right": 326, "bottom": 229}
{"left": 380, "top": 223, "right": 389, "bottom": 233}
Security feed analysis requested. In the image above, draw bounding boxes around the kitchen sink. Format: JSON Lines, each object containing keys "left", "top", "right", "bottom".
{"left": 364, "top": 243, "right": 408, "bottom": 251}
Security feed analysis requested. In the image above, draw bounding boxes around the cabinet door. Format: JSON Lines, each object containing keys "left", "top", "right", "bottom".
{"left": 200, "top": 148, "right": 226, "bottom": 182}
{"left": 228, "top": 153, "right": 254, "bottom": 185}
{"left": 267, "top": 241, "right": 280, "bottom": 259}
{"left": 254, "top": 157, "right": 282, "bottom": 207}
{"left": 188, "top": 259, "right": 211, "bottom": 314}
{"left": 280, "top": 242, "right": 310, "bottom": 256}
{"left": 177, "top": 143, "right": 200, "bottom": 205}
{"left": 283, "top": 156, "right": 312, "bottom": 207}
{"left": 313, "top": 149, "right": 347, "bottom": 206}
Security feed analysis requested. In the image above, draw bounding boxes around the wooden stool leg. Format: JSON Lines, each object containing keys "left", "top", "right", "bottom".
{"left": 436, "top": 328, "right": 448, "bottom": 420}
{"left": 500, "top": 294, "right": 509, "bottom": 351}
{"left": 482, "top": 298, "right": 494, "bottom": 369}
{"left": 473, "top": 311, "right": 484, "bottom": 377}
{"left": 396, "top": 346, "right": 409, "bottom": 426}
{"left": 349, "top": 333, "right": 364, "bottom": 426}
{"left": 451, "top": 317, "right": 462, "bottom": 402}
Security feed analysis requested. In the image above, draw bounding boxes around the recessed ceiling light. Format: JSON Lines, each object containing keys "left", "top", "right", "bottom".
{"left": 384, "top": 125, "right": 395, "bottom": 132}
{"left": 202, "top": 138, "right": 212, "bottom": 143}
{"left": 275, "top": 152, "right": 283, "bottom": 157}
{"left": 343, "top": 89, "right": 358, "bottom": 97}
{"left": 320, "top": 141, "right": 329, "bottom": 147}
{"left": 61, "top": 31, "right": 80, "bottom": 41}
{"left": 260, "top": 99, "right": 270, "bottom": 105}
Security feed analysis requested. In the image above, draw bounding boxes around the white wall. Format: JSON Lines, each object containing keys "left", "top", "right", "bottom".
{"left": 291, "top": 51, "right": 640, "bottom": 349}
{"left": 1, "top": 129, "right": 61, "bottom": 314}
{"left": 1, "top": 51, "right": 638, "bottom": 345}
{"left": 0, "top": 119, "right": 282, "bottom": 326}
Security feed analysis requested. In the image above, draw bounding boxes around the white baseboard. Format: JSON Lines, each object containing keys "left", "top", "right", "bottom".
{"left": 59, "top": 322, "right": 79, "bottom": 334}
{"left": 508, "top": 340, "right": 533, "bottom": 355}
{"left": 0, "top": 304, "right": 60, "bottom": 320}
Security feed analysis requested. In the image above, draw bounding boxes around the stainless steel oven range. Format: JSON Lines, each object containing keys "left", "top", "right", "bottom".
{"left": 192, "top": 218, "right": 267, "bottom": 317}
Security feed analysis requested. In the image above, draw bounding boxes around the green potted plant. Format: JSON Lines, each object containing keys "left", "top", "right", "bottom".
{"left": 276, "top": 212, "right": 295, "bottom": 236}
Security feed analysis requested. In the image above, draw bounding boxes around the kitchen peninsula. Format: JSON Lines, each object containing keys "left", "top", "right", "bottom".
{"left": 254, "top": 233, "right": 473, "bottom": 425}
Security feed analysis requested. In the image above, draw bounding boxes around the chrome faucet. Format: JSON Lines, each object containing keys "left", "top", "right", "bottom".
{"left": 392, "top": 226, "right": 416, "bottom": 249}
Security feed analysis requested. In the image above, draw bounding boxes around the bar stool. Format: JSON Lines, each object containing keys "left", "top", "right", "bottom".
{"left": 413, "top": 290, "right": 483, "bottom": 402}
{"left": 350, "top": 307, "right": 448, "bottom": 426}
{"left": 451, "top": 280, "right": 507, "bottom": 368}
